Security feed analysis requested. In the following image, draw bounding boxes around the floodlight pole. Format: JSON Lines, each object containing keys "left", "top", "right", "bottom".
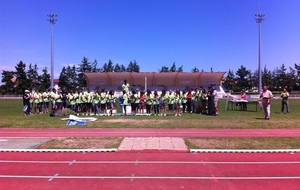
{"left": 48, "top": 13, "right": 57, "bottom": 90}
{"left": 255, "top": 11, "right": 264, "bottom": 94}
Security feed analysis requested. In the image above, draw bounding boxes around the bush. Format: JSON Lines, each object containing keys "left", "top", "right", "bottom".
{"left": 54, "top": 108, "right": 75, "bottom": 117}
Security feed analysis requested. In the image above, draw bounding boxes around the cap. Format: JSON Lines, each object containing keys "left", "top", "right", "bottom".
{"left": 25, "top": 90, "right": 30, "bottom": 93}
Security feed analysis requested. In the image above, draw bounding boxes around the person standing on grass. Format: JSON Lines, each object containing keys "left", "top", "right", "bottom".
{"left": 122, "top": 80, "right": 130, "bottom": 94}
{"left": 167, "top": 89, "right": 175, "bottom": 116}
{"left": 122, "top": 90, "right": 128, "bottom": 116}
{"left": 23, "top": 90, "right": 30, "bottom": 116}
{"left": 280, "top": 88, "right": 290, "bottom": 114}
{"left": 153, "top": 89, "right": 160, "bottom": 116}
{"left": 160, "top": 90, "right": 167, "bottom": 116}
{"left": 260, "top": 86, "right": 274, "bottom": 120}
{"left": 145, "top": 89, "right": 153, "bottom": 116}
{"left": 174, "top": 89, "right": 181, "bottom": 116}
{"left": 139, "top": 90, "right": 146, "bottom": 116}
{"left": 43, "top": 89, "right": 50, "bottom": 113}
{"left": 241, "top": 90, "right": 247, "bottom": 111}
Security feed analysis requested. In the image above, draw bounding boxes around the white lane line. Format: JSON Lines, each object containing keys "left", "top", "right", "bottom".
{"left": 1, "top": 160, "right": 300, "bottom": 165}
{"left": 0, "top": 140, "right": 8, "bottom": 142}
{"left": 1, "top": 175, "right": 300, "bottom": 180}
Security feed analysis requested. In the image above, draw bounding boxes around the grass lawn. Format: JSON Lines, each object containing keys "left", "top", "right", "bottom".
{"left": 0, "top": 98, "right": 299, "bottom": 129}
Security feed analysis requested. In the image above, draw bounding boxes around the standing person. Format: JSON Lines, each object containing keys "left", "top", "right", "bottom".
{"left": 181, "top": 89, "right": 188, "bottom": 113}
{"left": 174, "top": 89, "right": 181, "bottom": 116}
{"left": 260, "top": 86, "right": 274, "bottom": 120}
{"left": 108, "top": 90, "right": 117, "bottom": 116}
{"left": 100, "top": 89, "right": 107, "bottom": 116}
{"left": 122, "top": 80, "right": 130, "bottom": 94}
{"left": 139, "top": 90, "right": 146, "bottom": 116}
{"left": 23, "top": 90, "right": 30, "bottom": 116}
{"left": 167, "top": 89, "right": 175, "bottom": 116}
{"left": 187, "top": 89, "right": 193, "bottom": 114}
{"left": 122, "top": 90, "right": 128, "bottom": 116}
{"left": 207, "top": 87, "right": 215, "bottom": 115}
{"left": 200, "top": 89, "right": 207, "bottom": 114}
{"left": 43, "top": 89, "right": 50, "bottom": 113}
{"left": 160, "top": 90, "right": 167, "bottom": 116}
{"left": 241, "top": 90, "right": 247, "bottom": 111}
{"left": 280, "top": 88, "right": 290, "bottom": 114}
{"left": 130, "top": 90, "right": 137, "bottom": 116}
{"left": 145, "top": 89, "right": 153, "bottom": 116}
{"left": 212, "top": 87, "right": 220, "bottom": 116}
{"left": 153, "top": 90, "right": 160, "bottom": 116}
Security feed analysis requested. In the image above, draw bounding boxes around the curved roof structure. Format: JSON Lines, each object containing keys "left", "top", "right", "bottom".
{"left": 83, "top": 72, "right": 226, "bottom": 90}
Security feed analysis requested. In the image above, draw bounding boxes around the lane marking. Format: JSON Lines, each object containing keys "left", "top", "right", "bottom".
{"left": 48, "top": 173, "right": 59, "bottom": 182}
{"left": 69, "top": 160, "right": 76, "bottom": 165}
{"left": 2, "top": 175, "right": 300, "bottom": 180}
{"left": 1, "top": 160, "right": 300, "bottom": 165}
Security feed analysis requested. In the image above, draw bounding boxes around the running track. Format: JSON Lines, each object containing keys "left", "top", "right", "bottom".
{"left": 1, "top": 128, "right": 300, "bottom": 138}
{"left": 1, "top": 152, "right": 300, "bottom": 190}
{"left": 1, "top": 128, "right": 300, "bottom": 189}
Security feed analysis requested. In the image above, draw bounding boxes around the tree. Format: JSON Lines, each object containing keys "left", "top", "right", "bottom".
{"left": 59, "top": 67, "right": 69, "bottom": 89}
{"left": 77, "top": 57, "right": 92, "bottom": 87}
{"left": 39, "top": 67, "right": 50, "bottom": 91}
{"left": 114, "top": 64, "right": 121, "bottom": 72}
{"left": 159, "top": 66, "right": 169, "bottom": 73}
{"left": 223, "top": 69, "right": 236, "bottom": 91}
{"left": 1, "top": 70, "right": 15, "bottom": 94}
{"left": 191, "top": 67, "right": 199, "bottom": 72}
{"left": 126, "top": 61, "right": 134, "bottom": 72}
{"left": 170, "top": 62, "right": 176, "bottom": 72}
{"left": 27, "top": 63, "right": 39, "bottom": 89}
{"left": 235, "top": 65, "right": 250, "bottom": 91}
{"left": 177, "top": 65, "right": 183, "bottom": 72}
{"left": 120, "top": 64, "right": 126, "bottom": 72}
{"left": 15, "top": 61, "right": 30, "bottom": 94}
{"left": 132, "top": 60, "right": 140, "bottom": 72}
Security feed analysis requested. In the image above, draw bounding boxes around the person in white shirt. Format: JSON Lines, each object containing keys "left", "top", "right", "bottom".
{"left": 260, "top": 86, "right": 274, "bottom": 120}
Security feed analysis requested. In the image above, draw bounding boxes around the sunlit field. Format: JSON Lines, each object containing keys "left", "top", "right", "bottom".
{"left": 0, "top": 98, "right": 299, "bottom": 129}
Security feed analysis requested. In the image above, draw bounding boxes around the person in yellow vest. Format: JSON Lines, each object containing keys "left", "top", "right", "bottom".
{"left": 160, "top": 90, "right": 168, "bottom": 116}
{"left": 32, "top": 89, "right": 40, "bottom": 114}
{"left": 54, "top": 88, "right": 63, "bottom": 111}
{"left": 122, "top": 90, "right": 128, "bottom": 116}
{"left": 108, "top": 90, "right": 117, "bottom": 116}
{"left": 93, "top": 89, "right": 100, "bottom": 116}
{"left": 153, "top": 90, "right": 160, "bottom": 116}
{"left": 280, "top": 88, "right": 290, "bottom": 114}
{"left": 174, "top": 89, "right": 182, "bottom": 116}
{"left": 84, "top": 88, "right": 94, "bottom": 116}
{"left": 145, "top": 89, "right": 153, "bottom": 116}
{"left": 122, "top": 80, "right": 130, "bottom": 94}
{"left": 43, "top": 89, "right": 50, "bottom": 113}
{"left": 100, "top": 89, "right": 107, "bottom": 116}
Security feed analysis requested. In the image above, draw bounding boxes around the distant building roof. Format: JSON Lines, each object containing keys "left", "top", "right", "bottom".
{"left": 83, "top": 72, "right": 226, "bottom": 88}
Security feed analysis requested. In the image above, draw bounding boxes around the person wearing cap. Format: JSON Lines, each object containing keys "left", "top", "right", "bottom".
{"left": 23, "top": 90, "right": 30, "bottom": 116}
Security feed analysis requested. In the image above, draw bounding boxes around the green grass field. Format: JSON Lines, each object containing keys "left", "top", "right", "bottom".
{"left": 0, "top": 98, "right": 298, "bottom": 129}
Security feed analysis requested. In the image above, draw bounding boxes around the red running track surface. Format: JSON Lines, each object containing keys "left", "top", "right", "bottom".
{"left": 1, "top": 152, "right": 300, "bottom": 190}
{"left": 2, "top": 128, "right": 300, "bottom": 138}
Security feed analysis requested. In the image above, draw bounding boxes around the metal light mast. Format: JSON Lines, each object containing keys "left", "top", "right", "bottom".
{"left": 255, "top": 10, "right": 264, "bottom": 94}
{"left": 47, "top": 13, "right": 57, "bottom": 90}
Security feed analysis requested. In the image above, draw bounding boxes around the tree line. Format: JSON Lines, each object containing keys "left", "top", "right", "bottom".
{"left": 1, "top": 56, "right": 300, "bottom": 94}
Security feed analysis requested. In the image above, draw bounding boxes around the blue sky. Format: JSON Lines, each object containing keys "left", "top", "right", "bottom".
{"left": 1, "top": 0, "right": 300, "bottom": 80}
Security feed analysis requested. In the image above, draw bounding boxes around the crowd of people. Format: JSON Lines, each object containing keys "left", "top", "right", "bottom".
{"left": 22, "top": 80, "right": 220, "bottom": 117}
